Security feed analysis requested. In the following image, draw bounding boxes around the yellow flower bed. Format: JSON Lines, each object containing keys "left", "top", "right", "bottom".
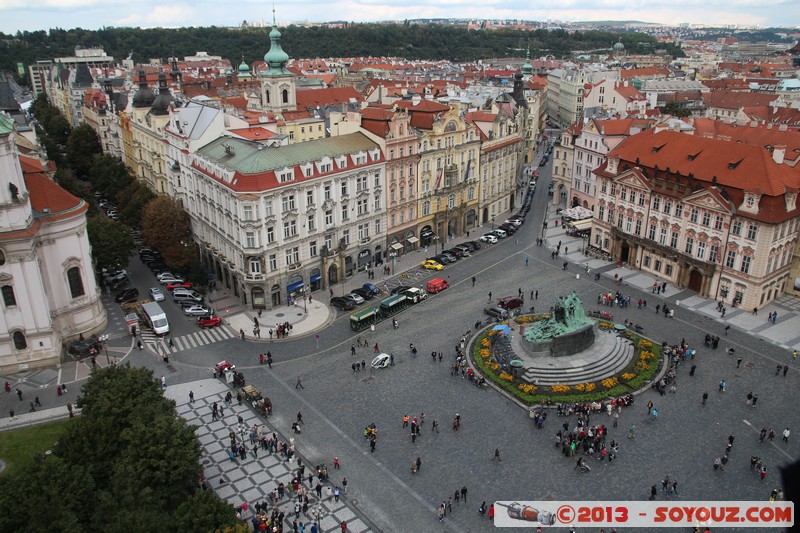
{"left": 479, "top": 349, "right": 490, "bottom": 358}
{"left": 639, "top": 350, "right": 655, "bottom": 362}
{"left": 486, "top": 362, "right": 500, "bottom": 371}
{"left": 634, "top": 361, "right": 650, "bottom": 372}
{"left": 601, "top": 377, "right": 618, "bottom": 388}
{"left": 622, "top": 373, "right": 636, "bottom": 381}
{"left": 598, "top": 321, "right": 614, "bottom": 329}
{"left": 574, "top": 383, "right": 586, "bottom": 391}
{"left": 584, "top": 383, "right": 596, "bottom": 392}
{"left": 499, "top": 372, "right": 514, "bottom": 382}
{"left": 516, "top": 316, "right": 533, "bottom": 323}
{"left": 550, "top": 384, "right": 571, "bottom": 393}
{"left": 638, "top": 339, "right": 653, "bottom": 349}
{"left": 518, "top": 384, "right": 537, "bottom": 393}
{"left": 481, "top": 338, "right": 490, "bottom": 347}
{"left": 488, "top": 330, "right": 498, "bottom": 337}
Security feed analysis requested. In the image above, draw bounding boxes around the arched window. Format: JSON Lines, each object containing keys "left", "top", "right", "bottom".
{"left": 0, "top": 249, "right": 5, "bottom": 266}
{"left": 1, "top": 285, "right": 15, "bottom": 307}
{"left": 282, "top": 89, "right": 289, "bottom": 104}
{"left": 265, "top": 91, "right": 270, "bottom": 104}
{"left": 67, "top": 266, "right": 85, "bottom": 298}
{"left": 12, "top": 331, "right": 26, "bottom": 350}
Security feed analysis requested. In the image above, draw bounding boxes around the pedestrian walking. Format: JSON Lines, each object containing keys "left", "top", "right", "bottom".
{"left": 702, "top": 391, "right": 708, "bottom": 405}
{"left": 488, "top": 291, "right": 492, "bottom": 302}
{"left": 737, "top": 357, "right": 742, "bottom": 368}
{"left": 189, "top": 390, "right": 194, "bottom": 403}
{"left": 460, "top": 486, "right": 468, "bottom": 502}
{"left": 784, "top": 365, "right": 788, "bottom": 377}
{"left": 782, "top": 428, "right": 790, "bottom": 443}
{"left": 628, "top": 424, "right": 636, "bottom": 439}
{"left": 333, "top": 457, "right": 340, "bottom": 469}
{"left": 472, "top": 276, "right": 476, "bottom": 287}
{"left": 295, "top": 377, "right": 304, "bottom": 389}
{"left": 416, "top": 457, "right": 421, "bottom": 472}
{"left": 493, "top": 447, "right": 502, "bottom": 462}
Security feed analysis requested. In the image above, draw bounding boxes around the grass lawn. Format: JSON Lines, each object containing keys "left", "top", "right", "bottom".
{"left": 0, "top": 418, "right": 74, "bottom": 477}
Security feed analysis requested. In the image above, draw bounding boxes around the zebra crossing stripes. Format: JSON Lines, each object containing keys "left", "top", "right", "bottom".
{"left": 145, "top": 325, "right": 237, "bottom": 354}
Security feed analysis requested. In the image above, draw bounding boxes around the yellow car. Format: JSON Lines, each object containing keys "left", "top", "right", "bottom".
{"left": 421, "top": 259, "right": 444, "bottom": 271}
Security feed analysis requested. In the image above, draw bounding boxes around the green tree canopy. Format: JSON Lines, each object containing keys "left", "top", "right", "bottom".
{"left": 89, "top": 154, "right": 132, "bottom": 199}
{"left": 66, "top": 123, "right": 103, "bottom": 179}
{"left": 86, "top": 215, "right": 134, "bottom": 272}
{"left": 658, "top": 101, "right": 691, "bottom": 118}
{"left": 116, "top": 179, "right": 156, "bottom": 228}
{"left": 0, "top": 365, "right": 236, "bottom": 532}
{"left": 142, "top": 196, "right": 193, "bottom": 269}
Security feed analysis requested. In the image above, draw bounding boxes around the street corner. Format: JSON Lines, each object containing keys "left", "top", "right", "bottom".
{"left": 223, "top": 299, "right": 333, "bottom": 341}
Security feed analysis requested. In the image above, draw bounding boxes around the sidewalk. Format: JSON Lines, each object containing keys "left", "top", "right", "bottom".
{"left": 542, "top": 205, "right": 800, "bottom": 353}
{"left": 165, "top": 379, "right": 374, "bottom": 533}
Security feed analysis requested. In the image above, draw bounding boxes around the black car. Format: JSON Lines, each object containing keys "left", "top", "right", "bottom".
{"left": 330, "top": 297, "right": 355, "bottom": 311}
{"left": 468, "top": 240, "right": 483, "bottom": 250}
{"left": 67, "top": 336, "right": 101, "bottom": 357}
{"left": 390, "top": 285, "right": 411, "bottom": 295}
{"left": 432, "top": 254, "right": 453, "bottom": 265}
{"left": 445, "top": 248, "right": 466, "bottom": 258}
{"left": 115, "top": 287, "right": 139, "bottom": 303}
{"left": 439, "top": 252, "right": 458, "bottom": 263}
{"left": 351, "top": 287, "right": 374, "bottom": 300}
{"left": 499, "top": 223, "right": 517, "bottom": 235}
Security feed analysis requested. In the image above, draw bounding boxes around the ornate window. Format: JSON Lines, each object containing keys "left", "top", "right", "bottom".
{"left": 12, "top": 331, "right": 26, "bottom": 350}
{"left": 1, "top": 285, "right": 16, "bottom": 307}
{"left": 67, "top": 267, "right": 85, "bottom": 298}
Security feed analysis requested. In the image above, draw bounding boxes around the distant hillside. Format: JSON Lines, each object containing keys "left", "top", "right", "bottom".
{"left": 0, "top": 24, "right": 683, "bottom": 81}
{"left": 576, "top": 21, "right": 658, "bottom": 26}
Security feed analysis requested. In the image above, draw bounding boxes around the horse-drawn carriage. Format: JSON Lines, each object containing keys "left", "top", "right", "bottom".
{"left": 213, "top": 360, "right": 245, "bottom": 387}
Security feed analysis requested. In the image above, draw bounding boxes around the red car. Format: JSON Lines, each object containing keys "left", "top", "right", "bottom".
{"left": 166, "top": 281, "right": 192, "bottom": 291}
{"left": 198, "top": 316, "right": 221, "bottom": 328}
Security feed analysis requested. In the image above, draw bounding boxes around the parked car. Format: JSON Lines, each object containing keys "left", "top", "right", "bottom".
{"left": 468, "top": 240, "right": 483, "bottom": 250}
{"left": 343, "top": 293, "right": 365, "bottom": 305}
{"left": 499, "top": 223, "right": 517, "bottom": 235}
{"left": 453, "top": 244, "right": 472, "bottom": 255}
{"left": 484, "top": 306, "right": 509, "bottom": 319}
{"left": 156, "top": 272, "right": 176, "bottom": 282}
{"left": 497, "top": 296, "right": 524, "bottom": 310}
{"left": 421, "top": 259, "right": 444, "bottom": 271}
{"left": 480, "top": 234, "right": 498, "bottom": 244}
{"left": 184, "top": 305, "right": 213, "bottom": 316}
{"left": 114, "top": 287, "right": 139, "bottom": 304}
{"left": 459, "top": 242, "right": 477, "bottom": 252}
{"left": 432, "top": 254, "right": 454, "bottom": 265}
{"left": 362, "top": 283, "right": 381, "bottom": 296}
{"left": 426, "top": 277, "right": 449, "bottom": 294}
{"left": 197, "top": 316, "right": 222, "bottom": 328}
{"left": 445, "top": 247, "right": 468, "bottom": 258}
{"left": 506, "top": 218, "right": 523, "bottom": 227}
{"left": 159, "top": 276, "right": 184, "bottom": 285}
{"left": 351, "top": 287, "right": 374, "bottom": 300}
{"left": 166, "top": 281, "right": 192, "bottom": 291}
{"left": 439, "top": 251, "right": 458, "bottom": 263}
{"left": 371, "top": 353, "right": 392, "bottom": 369}
{"left": 390, "top": 285, "right": 411, "bottom": 295}
{"left": 330, "top": 297, "right": 356, "bottom": 311}
{"left": 67, "top": 337, "right": 101, "bottom": 357}
{"left": 149, "top": 287, "right": 165, "bottom": 302}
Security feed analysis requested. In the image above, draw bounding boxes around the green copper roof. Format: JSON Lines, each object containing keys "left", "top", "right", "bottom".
{"left": 0, "top": 113, "right": 15, "bottom": 135}
{"left": 238, "top": 60, "right": 251, "bottom": 72}
{"left": 263, "top": 25, "right": 290, "bottom": 77}
{"left": 197, "top": 132, "right": 378, "bottom": 174}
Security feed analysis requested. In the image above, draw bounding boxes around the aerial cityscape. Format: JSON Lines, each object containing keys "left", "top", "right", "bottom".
{"left": 0, "top": 9, "right": 798, "bottom": 532}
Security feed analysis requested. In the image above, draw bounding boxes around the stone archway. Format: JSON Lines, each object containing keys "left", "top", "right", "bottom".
{"left": 482, "top": 207, "right": 489, "bottom": 224}
{"left": 252, "top": 286, "right": 266, "bottom": 308}
{"left": 270, "top": 284, "right": 281, "bottom": 307}
{"left": 447, "top": 218, "right": 458, "bottom": 239}
{"left": 620, "top": 241, "right": 630, "bottom": 264}
{"left": 328, "top": 263, "right": 338, "bottom": 285}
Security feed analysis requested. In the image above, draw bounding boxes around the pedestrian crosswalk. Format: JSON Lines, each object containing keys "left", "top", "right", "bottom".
{"left": 140, "top": 325, "right": 238, "bottom": 354}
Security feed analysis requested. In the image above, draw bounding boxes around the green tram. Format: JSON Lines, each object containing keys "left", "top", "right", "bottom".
{"left": 350, "top": 294, "right": 413, "bottom": 331}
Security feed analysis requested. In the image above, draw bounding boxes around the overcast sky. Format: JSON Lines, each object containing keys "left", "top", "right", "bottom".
{"left": 0, "top": 0, "right": 797, "bottom": 34}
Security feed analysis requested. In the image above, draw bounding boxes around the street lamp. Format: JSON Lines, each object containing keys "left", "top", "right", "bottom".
{"left": 98, "top": 334, "right": 110, "bottom": 365}
{"left": 433, "top": 235, "right": 440, "bottom": 255}
{"left": 302, "top": 286, "right": 308, "bottom": 313}
{"left": 582, "top": 234, "right": 588, "bottom": 255}
{"left": 389, "top": 251, "right": 397, "bottom": 275}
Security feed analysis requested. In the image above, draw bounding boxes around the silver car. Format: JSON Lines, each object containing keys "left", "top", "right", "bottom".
{"left": 184, "top": 305, "right": 212, "bottom": 316}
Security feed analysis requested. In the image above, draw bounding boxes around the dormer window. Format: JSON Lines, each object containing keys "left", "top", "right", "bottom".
{"left": 278, "top": 170, "right": 294, "bottom": 183}
{"left": 746, "top": 196, "right": 755, "bottom": 208}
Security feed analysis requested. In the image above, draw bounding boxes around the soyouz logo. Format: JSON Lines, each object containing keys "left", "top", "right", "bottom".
{"left": 493, "top": 501, "right": 794, "bottom": 528}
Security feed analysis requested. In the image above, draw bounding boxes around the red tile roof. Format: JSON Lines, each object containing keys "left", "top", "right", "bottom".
{"left": 596, "top": 118, "right": 654, "bottom": 136}
{"left": 703, "top": 90, "right": 776, "bottom": 110}
{"left": 692, "top": 118, "right": 800, "bottom": 157}
{"left": 359, "top": 107, "right": 393, "bottom": 137}
{"left": 608, "top": 129, "right": 800, "bottom": 197}
{"left": 295, "top": 86, "right": 364, "bottom": 109}
{"left": 619, "top": 67, "right": 670, "bottom": 80}
{"left": 394, "top": 99, "right": 450, "bottom": 130}
{"left": 24, "top": 166, "right": 84, "bottom": 216}
{"left": 228, "top": 127, "right": 277, "bottom": 141}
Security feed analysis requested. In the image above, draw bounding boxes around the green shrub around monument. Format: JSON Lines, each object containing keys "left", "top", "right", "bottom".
{"left": 472, "top": 319, "right": 664, "bottom": 405}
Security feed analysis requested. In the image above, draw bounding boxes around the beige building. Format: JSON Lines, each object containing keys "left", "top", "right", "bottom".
{"left": 592, "top": 129, "right": 800, "bottom": 310}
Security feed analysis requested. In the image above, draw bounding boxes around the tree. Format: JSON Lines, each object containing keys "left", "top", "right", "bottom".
{"left": 66, "top": 123, "right": 102, "bottom": 178}
{"left": 171, "top": 490, "right": 240, "bottom": 533}
{"left": 86, "top": 216, "right": 134, "bottom": 272}
{"left": 116, "top": 180, "right": 156, "bottom": 228}
{"left": 141, "top": 196, "right": 193, "bottom": 269}
{"left": 89, "top": 154, "right": 131, "bottom": 198}
{"left": 659, "top": 101, "right": 691, "bottom": 118}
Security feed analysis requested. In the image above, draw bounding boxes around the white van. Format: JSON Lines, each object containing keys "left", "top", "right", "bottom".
{"left": 491, "top": 228, "right": 508, "bottom": 239}
{"left": 173, "top": 289, "right": 203, "bottom": 304}
{"left": 142, "top": 302, "right": 170, "bottom": 335}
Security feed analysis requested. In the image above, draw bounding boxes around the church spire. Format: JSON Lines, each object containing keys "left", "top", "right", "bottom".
{"left": 263, "top": 7, "right": 290, "bottom": 76}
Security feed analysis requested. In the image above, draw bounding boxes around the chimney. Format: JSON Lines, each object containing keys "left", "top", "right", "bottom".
{"left": 773, "top": 144, "right": 786, "bottom": 165}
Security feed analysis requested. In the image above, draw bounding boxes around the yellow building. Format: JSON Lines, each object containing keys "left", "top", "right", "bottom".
{"left": 129, "top": 71, "right": 173, "bottom": 193}
{"left": 396, "top": 98, "right": 480, "bottom": 250}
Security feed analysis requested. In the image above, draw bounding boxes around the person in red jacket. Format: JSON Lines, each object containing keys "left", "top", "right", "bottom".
{"left": 488, "top": 504, "right": 495, "bottom": 520}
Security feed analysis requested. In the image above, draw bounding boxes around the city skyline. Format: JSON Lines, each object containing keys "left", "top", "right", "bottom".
{"left": 0, "top": 0, "right": 797, "bottom": 35}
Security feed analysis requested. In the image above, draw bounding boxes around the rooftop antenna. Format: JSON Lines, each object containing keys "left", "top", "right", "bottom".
{"left": 272, "top": 4, "right": 276, "bottom": 26}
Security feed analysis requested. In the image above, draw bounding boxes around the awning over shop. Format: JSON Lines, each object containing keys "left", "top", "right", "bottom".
{"left": 561, "top": 206, "right": 593, "bottom": 220}
{"left": 390, "top": 243, "right": 404, "bottom": 250}
{"left": 570, "top": 219, "right": 593, "bottom": 231}
{"left": 310, "top": 274, "right": 321, "bottom": 282}
{"left": 407, "top": 236, "right": 419, "bottom": 244}
{"left": 287, "top": 281, "right": 304, "bottom": 293}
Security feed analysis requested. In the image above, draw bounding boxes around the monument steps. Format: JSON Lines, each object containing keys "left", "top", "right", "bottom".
{"left": 519, "top": 334, "right": 635, "bottom": 386}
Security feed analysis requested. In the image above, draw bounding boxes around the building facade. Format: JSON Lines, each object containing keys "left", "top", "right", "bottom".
{"left": 187, "top": 132, "right": 386, "bottom": 308}
{"left": 592, "top": 129, "right": 800, "bottom": 310}
{"left": 0, "top": 114, "right": 106, "bottom": 372}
